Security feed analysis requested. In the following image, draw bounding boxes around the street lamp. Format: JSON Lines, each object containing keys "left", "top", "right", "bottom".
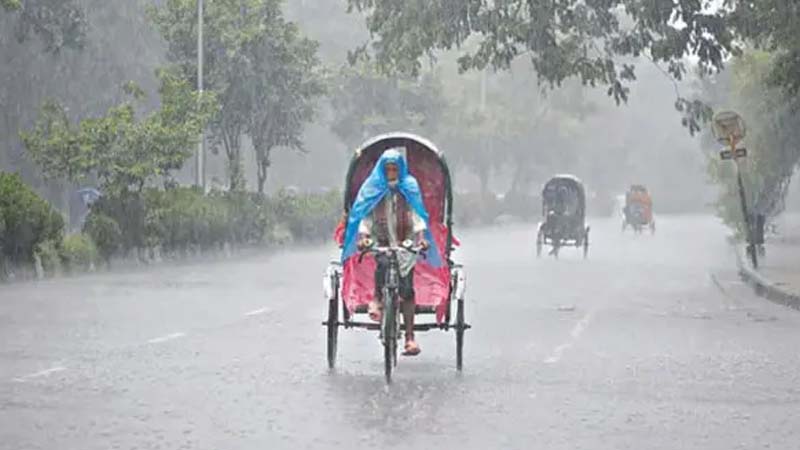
{"left": 196, "top": 0, "right": 205, "bottom": 189}
{"left": 712, "top": 110, "right": 758, "bottom": 268}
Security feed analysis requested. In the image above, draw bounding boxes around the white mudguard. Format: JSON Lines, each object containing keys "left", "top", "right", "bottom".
{"left": 453, "top": 267, "right": 466, "bottom": 302}
{"left": 323, "top": 265, "right": 339, "bottom": 300}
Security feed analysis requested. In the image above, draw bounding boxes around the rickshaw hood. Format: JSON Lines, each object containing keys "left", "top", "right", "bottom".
{"left": 341, "top": 149, "right": 443, "bottom": 267}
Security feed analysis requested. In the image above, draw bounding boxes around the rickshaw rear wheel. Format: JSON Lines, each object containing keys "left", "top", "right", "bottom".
{"left": 326, "top": 274, "right": 339, "bottom": 370}
{"left": 583, "top": 228, "right": 590, "bottom": 259}
{"left": 455, "top": 298, "right": 465, "bottom": 371}
{"left": 536, "top": 230, "right": 544, "bottom": 258}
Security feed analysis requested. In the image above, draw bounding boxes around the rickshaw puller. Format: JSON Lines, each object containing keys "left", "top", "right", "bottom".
{"left": 345, "top": 150, "right": 434, "bottom": 356}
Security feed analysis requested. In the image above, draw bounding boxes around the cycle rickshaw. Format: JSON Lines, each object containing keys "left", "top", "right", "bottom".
{"left": 323, "top": 133, "right": 469, "bottom": 383}
{"left": 536, "top": 175, "right": 591, "bottom": 258}
{"left": 622, "top": 184, "right": 655, "bottom": 234}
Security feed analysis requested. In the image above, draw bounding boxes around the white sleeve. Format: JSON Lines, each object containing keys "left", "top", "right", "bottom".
{"left": 411, "top": 210, "right": 427, "bottom": 233}
{"left": 359, "top": 216, "right": 372, "bottom": 235}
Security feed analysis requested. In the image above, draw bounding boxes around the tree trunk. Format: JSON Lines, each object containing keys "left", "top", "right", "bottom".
{"left": 228, "top": 153, "right": 244, "bottom": 191}
{"left": 256, "top": 146, "right": 271, "bottom": 195}
{"left": 509, "top": 159, "right": 526, "bottom": 195}
{"left": 257, "top": 160, "right": 269, "bottom": 195}
{"left": 477, "top": 164, "right": 490, "bottom": 197}
{"left": 222, "top": 128, "right": 243, "bottom": 191}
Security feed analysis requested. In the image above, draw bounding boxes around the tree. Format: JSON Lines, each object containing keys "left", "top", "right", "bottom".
{"left": 434, "top": 59, "right": 595, "bottom": 197}
{"left": 346, "top": 0, "right": 738, "bottom": 132}
{"left": 247, "top": 21, "right": 326, "bottom": 194}
{"left": 1, "top": 1, "right": 20, "bottom": 11}
{"left": 150, "top": 0, "right": 326, "bottom": 192}
{"left": 0, "top": 172, "right": 64, "bottom": 267}
{"left": 436, "top": 77, "right": 517, "bottom": 195}
{"left": 704, "top": 51, "right": 800, "bottom": 235}
{"left": 347, "top": 1, "right": 800, "bottom": 134}
{"left": 21, "top": 69, "right": 216, "bottom": 195}
{"left": 1, "top": 0, "right": 166, "bottom": 214}
{"left": 1, "top": 0, "right": 86, "bottom": 53}
{"left": 329, "top": 63, "right": 446, "bottom": 148}
{"left": 729, "top": 1, "right": 800, "bottom": 96}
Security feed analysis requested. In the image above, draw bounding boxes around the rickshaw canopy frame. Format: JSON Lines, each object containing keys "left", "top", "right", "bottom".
{"left": 342, "top": 132, "right": 455, "bottom": 260}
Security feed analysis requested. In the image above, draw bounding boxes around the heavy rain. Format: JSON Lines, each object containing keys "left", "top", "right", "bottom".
{"left": 2, "top": 1, "right": 800, "bottom": 449}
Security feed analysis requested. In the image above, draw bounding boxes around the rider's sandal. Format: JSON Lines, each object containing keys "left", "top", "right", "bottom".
{"left": 403, "top": 341, "right": 421, "bottom": 356}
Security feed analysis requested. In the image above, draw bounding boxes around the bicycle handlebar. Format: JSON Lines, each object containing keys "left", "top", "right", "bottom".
{"left": 357, "top": 241, "right": 427, "bottom": 263}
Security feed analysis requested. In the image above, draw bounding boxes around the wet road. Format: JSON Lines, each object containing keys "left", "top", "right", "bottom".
{"left": 2, "top": 215, "right": 800, "bottom": 450}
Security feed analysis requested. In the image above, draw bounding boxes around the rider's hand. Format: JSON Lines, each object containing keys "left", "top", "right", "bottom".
{"left": 418, "top": 239, "right": 430, "bottom": 251}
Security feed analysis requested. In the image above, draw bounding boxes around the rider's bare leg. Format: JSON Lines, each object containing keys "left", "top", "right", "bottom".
{"left": 402, "top": 297, "right": 421, "bottom": 355}
{"left": 368, "top": 292, "right": 383, "bottom": 322}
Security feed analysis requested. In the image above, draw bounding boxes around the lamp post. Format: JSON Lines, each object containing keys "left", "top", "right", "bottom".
{"left": 712, "top": 110, "right": 757, "bottom": 268}
{"left": 196, "top": 0, "right": 205, "bottom": 189}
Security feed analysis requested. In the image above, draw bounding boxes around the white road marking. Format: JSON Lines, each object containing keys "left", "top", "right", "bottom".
{"left": 544, "top": 312, "right": 593, "bottom": 364}
{"left": 570, "top": 312, "right": 592, "bottom": 339}
{"left": 13, "top": 365, "right": 67, "bottom": 382}
{"left": 544, "top": 344, "right": 572, "bottom": 364}
{"left": 244, "top": 307, "right": 270, "bottom": 317}
{"left": 147, "top": 332, "right": 186, "bottom": 344}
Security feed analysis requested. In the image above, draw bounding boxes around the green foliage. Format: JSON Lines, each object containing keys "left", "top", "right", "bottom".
{"left": 0, "top": 172, "right": 64, "bottom": 266}
{"left": 346, "top": 1, "right": 736, "bottom": 125}
{"left": 141, "top": 188, "right": 272, "bottom": 252}
{"left": 248, "top": 20, "right": 327, "bottom": 194}
{"left": 272, "top": 189, "right": 340, "bottom": 244}
{"left": 84, "top": 187, "right": 339, "bottom": 260}
{"left": 150, "top": 0, "right": 326, "bottom": 192}
{"left": 34, "top": 238, "right": 62, "bottom": 276}
{"left": 437, "top": 62, "right": 595, "bottom": 195}
{"left": 1, "top": 0, "right": 86, "bottom": 52}
{"left": 729, "top": 1, "right": 800, "bottom": 97}
{"left": 1, "top": 0, "right": 21, "bottom": 11}
{"left": 1, "top": 0, "right": 167, "bottom": 207}
{"left": 21, "top": 69, "right": 217, "bottom": 195}
{"left": 82, "top": 212, "right": 121, "bottom": 264}
{"left": 343, "top": 0, "right": 800, "bottom": 134}
{"left": 329, "top": 63, "right": 445, "bottom": 148}
{"left": 704, "top": 51, "right": 800, "bottom": 234}
{"left": 62, "top": 233, "right": 99, "bottom": 273}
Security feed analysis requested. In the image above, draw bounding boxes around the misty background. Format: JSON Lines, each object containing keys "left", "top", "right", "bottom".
{"left": 0, "top": 0, "right": 726, "bottom": 223}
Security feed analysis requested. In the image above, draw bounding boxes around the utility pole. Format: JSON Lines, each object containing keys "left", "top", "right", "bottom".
{"left": 480, "top": 70, "right": 487, "bottom": 112}
{"left": 196, "top": 0, "right": 205, "bottom": 189}
{"left": 713, "top": 110, "right": 757, "bottom": 268}
{"left": 480, "top": 70, "right": 489, "bottom": 195}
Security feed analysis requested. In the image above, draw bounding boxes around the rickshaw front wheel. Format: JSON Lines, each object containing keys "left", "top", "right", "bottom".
{"left": 382, "top": 295, "right": 397, "bottom": 384}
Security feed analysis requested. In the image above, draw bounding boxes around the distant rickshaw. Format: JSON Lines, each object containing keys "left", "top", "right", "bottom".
{"left": 536, "top": 175, "right": 590, "bottom": 259}
{"left": 622, "top": 184, "right": 655, "bottom": 234}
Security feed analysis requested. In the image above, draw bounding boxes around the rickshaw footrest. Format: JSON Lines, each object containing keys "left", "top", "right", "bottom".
{"left": 333, "top": 321, "right": 465, "bottom": 331}
{"left": 325, "top": 321, "right": 471, "bottom": 332}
